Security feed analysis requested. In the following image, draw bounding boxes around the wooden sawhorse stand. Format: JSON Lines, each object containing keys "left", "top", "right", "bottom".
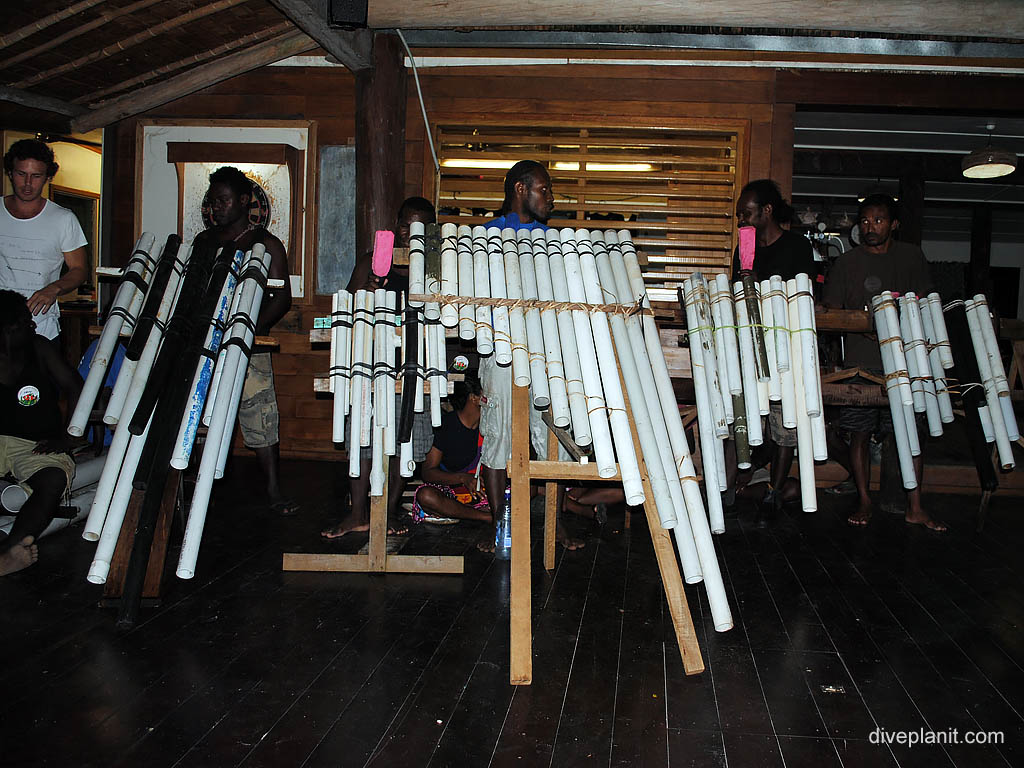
{"left": 507, "top": 384, "right": 704, "bottom": 685}
{"left": 281, "top": 464, "right": 464, "bottom": 574}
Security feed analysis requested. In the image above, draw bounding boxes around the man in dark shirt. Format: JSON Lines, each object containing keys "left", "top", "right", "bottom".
{"left": 0, "top": 290, "right": 83, "bottom": 574}
{"left": 732, "top": 179, "right": 815, "bottom": 522}
{"left": 822, "top": 194, "right": 944, "bottom": 530}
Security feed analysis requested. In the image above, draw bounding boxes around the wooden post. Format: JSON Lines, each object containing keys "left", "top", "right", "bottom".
{"left": 969, "top": 203, "right": 993, "bottom": 299}
{"left": 355, "top": 32, "right": 406, "bottom": 258}
{"left": 897, "top": 171, "right": 925, "bottom": 246}
{"left": 543, "top": 428, "right": 558, "bottom": 571}
{"left": 509, "top": 383, "right": 533, "bottom": 685}
{"left": 367, "top": 453, "right": 388, "bottom": 571}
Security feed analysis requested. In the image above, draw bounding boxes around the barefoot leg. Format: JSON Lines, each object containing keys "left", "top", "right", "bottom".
{"left": 0, "top": 536, "right": 38, "bottom": 576}
{"left": 847, "top": 431, "right": 873, "bottom": 526}
{"left": 322, "top": 456, "right": 372, "bottom": 538}
{"left": 904, "top": 456, "right": 946, "bottom": 531}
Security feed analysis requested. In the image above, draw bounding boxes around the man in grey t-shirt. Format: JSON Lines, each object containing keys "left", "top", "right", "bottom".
{"left": 822, "top": 194, "right": 945, "bottom": 531}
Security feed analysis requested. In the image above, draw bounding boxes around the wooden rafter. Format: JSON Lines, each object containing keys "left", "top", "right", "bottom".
{"left": 70, "top": 30, "right": 316, "bottom": 133}
{"left": 0, "top": 0, "right": 106, "bottom": 52}
{"left": 0, "top": 0, "right": 164, "bottom": 73}
{"left": 16, "top": 0, "right": 253, "bottom": 89}
{"left": 266, "top": 0, "right": 371, "bottom": 72}
{"left": 76, "top": 21, "right": 295, "bottom": 105}
{"left": 0, "top": 85, "right": 87, "bottom": 116}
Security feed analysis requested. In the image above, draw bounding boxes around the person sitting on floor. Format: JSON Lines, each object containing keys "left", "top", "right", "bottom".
{"left": 410, "top": 374, "right": 492, "bottom": 525}
{"left": 0, "top": 289, "right": 84, "bottom": 575}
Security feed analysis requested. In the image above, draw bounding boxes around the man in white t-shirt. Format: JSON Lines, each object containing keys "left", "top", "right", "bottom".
{"left": 0, "top": 139, "right": 88, "bottom": 342}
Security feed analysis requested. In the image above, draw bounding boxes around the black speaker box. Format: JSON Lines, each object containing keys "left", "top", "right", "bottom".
{"left": 329, "top": 0, "right": 368, "bottom": 28}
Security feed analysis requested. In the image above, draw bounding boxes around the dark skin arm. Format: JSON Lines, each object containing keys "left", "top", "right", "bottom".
{"left": 419, "top": 445, "right": 478, "bottom": 490}
{"left": 346, "top": 251, "right": 381, "bottom": 293}
{"left": 255, "top": 233, "right": 291, "bottom": 336}
{"left": 34, "top": 337, "right": 86, "bottom": 454}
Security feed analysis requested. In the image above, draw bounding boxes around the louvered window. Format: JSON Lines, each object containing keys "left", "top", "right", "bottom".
{"left": 434, "top": 122, "right": 742, "bottom": 301}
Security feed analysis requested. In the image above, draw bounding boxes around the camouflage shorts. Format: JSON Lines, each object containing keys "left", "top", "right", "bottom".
{"left": 767, "top": 401, "right": 798, "bottom": 447}
{"left": 238, "top": 352, "right": 279, "bottom": 449}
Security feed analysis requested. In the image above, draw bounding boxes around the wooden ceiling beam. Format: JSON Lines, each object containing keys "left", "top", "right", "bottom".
{"left": 793, "top": 148, "right": 1022, "bottom": 186}
{"left": 0, "top": 0, "right": 164, "bottom": 73}
{"left": 0, "top": 85, "right": 87, "bottom": 117}
{"left": 0, "top": 0, "right": 106, "bottom": 52}
{"left": 266, "top": 0, "right": 372, "bottom": 72}
{"left": 365, "top": 0, "right": 1024, "bottom": 39}
{"left": 76, "top": 21, "right": 294, "bottom": 105}
{"left": 15, "top": 0, "right": 252, "bottom": 88}
{"left": 69, "top": 30, "right": 317, "bottom": 133}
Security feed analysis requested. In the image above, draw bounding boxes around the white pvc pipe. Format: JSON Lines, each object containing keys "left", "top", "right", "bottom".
{"left": 683, "top": 280, "right": 726, "bottom": 532}
{"left": 0, "top": 480, "right": 28, "bottom": 513}
{"left": 879, "top": 291, "right": 914, "bottom": 407}
{"left": 348, "top": 290, "right": 368, "bottom": 476}
{"left": 732, "top": 281, "right": 764, "bottom": 447}
{"left": 408, "top": 221, "right": 425, "bottom": 309}
{"left": 979, "top": 405, "right": 996, "bottom": 443}
{"left": 501, "top": 228, "right": 531, "bottom": 387}
{"left": 575, "top": 229, "right": 644, "bottom": 504}
{"left": 430, "top": 320, "right": 445, "bottom": 427}
{"left": 82, "top": 245, "right": 191, "bottom": 540}
{"left": 331, "top": 290, "right": 348, "bottom": 442}
{"left": 170, "top": 249, "right": 244, "bottom": 469}
{"left": 760, "top": 279, "right": 782, "bottom": 402}
{"left": 471, "top": 226, "right": 493, "bottom": 355}
{"left": 87, "top": 414, "right": 153, "bottom": 583}
{"left": 546, "top": 228, "right": 593, "bottom": 448}
{"left": 457, "top": 225, "right": 476, "bottom": 339}
{"left": 715, "top": 273, "right": 743, "bottom": 397}
{"left": 440, "top": 223, "right": 459, "bottom": 328}
{"left": 919, "top": 296, "right": 955, "bottom": 424}
{"left": 69, "top": 232, "right": 157, "bottom": 436}
{"left": 613, "top": 230, "right": 694, "bottom": 474}
{"left": 872, "top": 295, "right": 918, "bottom": 489}
{"left": 373, "top": 288, "right": 387, "bottom": 426}
{"left": 531, "top": 229, "right": 570, "bottom": 428}
{"left": 179, "top": 247, "right": 271, "bottom": 578}
{"left": 965, "top": 298, "right": 1014, "bottom": 469}
{"left": 679, "top": 455, "right": 733, "bottom": 631}
{"left": 795, "top": 273, "right": 822, "bottom": 418}
{"left": 901, "top": 294, "right": 943, "bottom": 437}
{"left": 972, "top": 293, "right": 1018, "bottom": 440}
{"left": 486, "top": 226, "right": 513, "bottom": 366}
{"left": 560, "top": 228, "right": 616, "bottom": 478}
{"left": 898, "top": 296, "right": 927, "bottom": 414}
{"left": 359, "top": 291, "right": 375, "bottom": 447}
{"left": 708, "top": 279, "right": 735, "bottom": 424}
{"left": 516, "top": 230, "right": 552, "bottom": 408}
{"left": 786, "top": 279, "right": 817, "bottom": 512}
{"left": 770, "top": 275, "right": 791, "bottom": 373}
{"left": 693, "top": 276, "right": 728, "bottom": 438}
{"left": 926, "top": 292, "right": 953, "bottom": 369}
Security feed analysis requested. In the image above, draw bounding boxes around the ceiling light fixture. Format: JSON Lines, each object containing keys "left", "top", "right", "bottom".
{"left": 962, "top": 124, "right": 1018, "bottom": 179}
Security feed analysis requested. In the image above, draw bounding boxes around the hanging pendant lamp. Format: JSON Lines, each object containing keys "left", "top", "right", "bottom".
{"left": 962, "top": 124, "right": 1017, "bottom": 179}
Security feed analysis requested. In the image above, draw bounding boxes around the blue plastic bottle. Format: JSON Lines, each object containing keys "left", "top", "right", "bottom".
{"left": 495, "top": 488, "right": 512, "bottom": 560}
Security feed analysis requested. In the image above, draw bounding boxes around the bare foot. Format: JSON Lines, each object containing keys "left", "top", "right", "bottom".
{"left": 0, "top": 536, "right": 38, "bottom": 576}
{"left": 321, "top": 517, "right": 369, "bottom": 539}
{"left": 321, "top": 517, "right": 408, "bottom": 539}
{"left": 847, "top": 502, "right": 872, "bottom": 527}
{"left": 556, "top": 521, "right": 585, "bottom": 551}
{"left": 905, "top": 511, "right": 947, "bottom": 532}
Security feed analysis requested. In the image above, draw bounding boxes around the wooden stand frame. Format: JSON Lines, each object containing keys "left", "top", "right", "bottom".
{"left": 281, "top": 465, "right": 464, "bottom": 574}
{"left": 507, "top": 383, "right": 704, "bottom": 685}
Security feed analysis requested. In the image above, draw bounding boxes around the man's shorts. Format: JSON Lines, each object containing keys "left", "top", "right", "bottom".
{"left": 836, "top": 373, "right": 925, "bottom": 437}
{"left": 358, "top": 395, "right": 434, "bottom": 463}
{"left": 479, "top": 355, "right": 568, "bottom": 469}
{"left": 238, "top": 352, "right": 280, "bottom": 449}
{"left": 0, "top": 434, "right": 75, "bottom": 493}
{"left": 767, "top": 401, "right": 798, "bottom": 448}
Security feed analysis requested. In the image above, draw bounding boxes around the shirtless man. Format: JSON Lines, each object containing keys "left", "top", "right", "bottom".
{"left": 193, "top": 167, "right": 296, "bottom": 515}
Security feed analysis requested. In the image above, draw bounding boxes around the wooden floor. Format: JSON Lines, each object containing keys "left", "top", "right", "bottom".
{"left": 3, "top": 456, "right": 1023, "bottom": 768}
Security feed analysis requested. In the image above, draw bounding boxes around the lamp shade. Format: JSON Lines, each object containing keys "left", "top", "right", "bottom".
{"left": 962, "top": 146, "right": 1017, "bottom": 179}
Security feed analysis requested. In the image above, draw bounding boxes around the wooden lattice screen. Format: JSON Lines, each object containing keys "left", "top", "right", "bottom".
{"left": 433, "top": 122, "right": 741, "bottom": 301}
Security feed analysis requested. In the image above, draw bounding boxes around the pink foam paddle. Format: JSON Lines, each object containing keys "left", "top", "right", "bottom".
{"left": 372, "top": 230, "right": 395, "bottom": 278}
{"left": 738, "top": 226, "right": 756, "bottom": 271}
